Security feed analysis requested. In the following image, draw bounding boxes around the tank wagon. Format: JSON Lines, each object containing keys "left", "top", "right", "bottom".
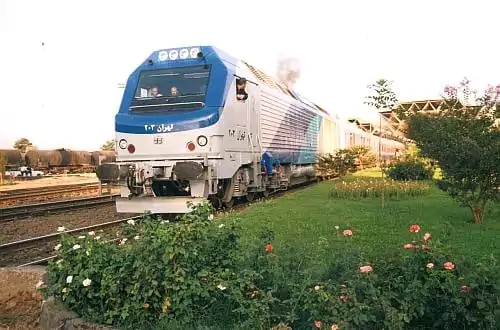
{"left": 0, "top": 149, "right": 116, "bottom": 174}
{"left": 0, "top": 149, "right": 26, "bottom": 170}
{"left": 95, "top": 45, "right": 407, "bottom": 214}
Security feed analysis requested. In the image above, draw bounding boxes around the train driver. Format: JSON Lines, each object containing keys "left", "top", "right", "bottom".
{"left": 150, "top": 86, "right": 163, "bottom": 97}
{"left": 236, "top": 77, "right": 248, "bottom": 101}
{"left": 171, "top": 86, "right": 178, "bottom": 97}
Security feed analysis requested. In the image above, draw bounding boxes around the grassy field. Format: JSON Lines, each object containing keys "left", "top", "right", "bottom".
{"left": 223, "top": 169, "right": 500, "bottom": 277}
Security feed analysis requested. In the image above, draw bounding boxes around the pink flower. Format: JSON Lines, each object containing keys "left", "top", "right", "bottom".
{"left": 409, "top": 224, "right": 420, "bottom": 233}
{"left": 443, "top": 261, "right": 455, "bottom": 270}
{"left": 360, "top": 265, "right": 373, "bottom": 273}
{"left": 423, "top": 232, "right": 431, "bottom": 241}
{"left": 331, "top": 325, "right": 339, "bottom": 330}
{"left": 265, "top": 244, "right": 273, "bottom": 252}
{"left": 342, "top": 229, "right": 353, "bottom": 237}
{"left": 314, "top": 320, "right": 322, "bottom": 328}
{"left": 421, "top": 245, "right": 430, "bottom": 250}
{"left": 426, "top": 263, "right": 434, "bottom": 269}
{"left": 403, "top": 243, "right": 414, "bottom": 249}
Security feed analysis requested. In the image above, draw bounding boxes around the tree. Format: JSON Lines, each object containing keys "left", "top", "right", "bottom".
{"left": 101, "top": 140, "right": 115, "bottom": 151}
{"left": 315, "top": 149, "right": 357, "bottom": 178}
{"left": 13, "top": 137, "right": 33, "bottom": 153}
{"left": 400, "top": 78, "right": 500, "bottom": 224}
{"left": 348, "top": 145, "right": 377, "bottom": 170}
{"left": 364, "top": 79, "right": 399, "bottom": 208}
{"left": 0, "top": 151, "right": 6, "bottom": 184}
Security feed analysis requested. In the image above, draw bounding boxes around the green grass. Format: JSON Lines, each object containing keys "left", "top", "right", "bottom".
{"left": 351, "top": 166, "right": 383, "bottom": 178}
{"left": 222, "top": 171, "right": 500, "bottom": 276}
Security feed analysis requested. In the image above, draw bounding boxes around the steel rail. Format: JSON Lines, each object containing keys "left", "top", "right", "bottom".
{"left": 0, "top": 194, "right": 120, "bottom": 221}
{"left": 0, "top": 216, "right": 142, "bottom": 267}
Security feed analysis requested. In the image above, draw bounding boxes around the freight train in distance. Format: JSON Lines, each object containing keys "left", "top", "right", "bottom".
{"left": 0, "top": 148, "right": 116, "bottom": 174}
{"left": 95, "top": 45, "right": 406, "bottom": 214}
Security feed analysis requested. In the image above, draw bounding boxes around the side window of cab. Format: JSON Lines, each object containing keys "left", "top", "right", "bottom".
{"left": 236, "top": 77, "right": 248, "bottom": 101}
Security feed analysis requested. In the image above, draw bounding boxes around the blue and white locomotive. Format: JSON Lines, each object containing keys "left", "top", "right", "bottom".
{"left": 96, "top": 45, "right": 401, "bottom": 214}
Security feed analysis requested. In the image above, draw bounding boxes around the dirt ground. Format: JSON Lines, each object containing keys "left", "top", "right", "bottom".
{"left": 0, "top": 174, "right": 99, "bottom": 192}
{"left": 0, "top": 267, "right": 45, "bottom": 330}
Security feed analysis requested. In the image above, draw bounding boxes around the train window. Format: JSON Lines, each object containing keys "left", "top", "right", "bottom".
{"left": 130, "top": 65, "right": 211, "bottom": 113}
{"left": 236, "top": 77, "right": 248, "bottom": 101}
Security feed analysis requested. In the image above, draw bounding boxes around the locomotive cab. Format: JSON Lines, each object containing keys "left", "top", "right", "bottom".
{"left": 96, "top": 46, "right": 247, "bottom": 214}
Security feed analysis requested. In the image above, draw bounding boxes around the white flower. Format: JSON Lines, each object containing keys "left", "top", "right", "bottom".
{"left": 88, "top": 231, "right": 95, "bottom": 236}
{"left": 66, "top": 275, "right": 73, "bottom": 284}
{"left": 217, "top": 284, "right": 226, "bottom": 291}
{"left": 54, "top": 244, "right": 62, "bottom": 251}
{"left": 72, "top": 244, "right": 81, "bottom": 250}
{"left": 62, "top": 287, "right": 68, "bottom": 293}
{"left": 160, "top": 220, "right": 170, "bottom": 224}
{"left": 134, "top": 235, "right": 140, "bottom": 240}
{"left": 36, "top": 280, "right": 44, "bottom": 289}
{"left": 119, "top": 238, "right": 127, "bottom": 245}
{"left": 86, "top": 250, "right": 90, "bottom": 256}
{"left": 127, "top": 219, "right": 135, "bottom": 225}
{"left": 208, "top": 214, "right": 214, "bottom": 221}
{"left": 82, "top": 278, "right": 92, "bottom": 287}
{"left": 94, "top": 236, "right": 101, "bottom": 240}
{"left": 314, "top": 285, "right": 320, "bottom": 291}
{"left": 57, "top": 226, "right": 66, "bottom": 232}
{"left": 78, "top": 235, "right": 86, "bottom": 239}
{"left": 56, "top": 259, "right": 63, "bottom": 264}
{"left": 334, "top": 225, "right": 340, "bottom": 230}
{"left": 218, "top": 224, "right": 225, "bottom": 228}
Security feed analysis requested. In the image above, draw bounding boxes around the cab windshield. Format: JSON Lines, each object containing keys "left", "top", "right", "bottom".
{"left": 130, "top": 65, "right": 210, "bottom": 113}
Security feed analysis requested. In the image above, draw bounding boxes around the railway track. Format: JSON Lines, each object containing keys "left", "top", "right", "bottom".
{"left": 0, "top": 182, "right": 106, "bottom": 200}
{"left": 1, "top": 179, "right": 326, "bottom": 268}
{"left": 0, "top": 194, "right": 120, "bottom": 221}
{"left": 0, "top": 216, "right": 143, "bottom": 268}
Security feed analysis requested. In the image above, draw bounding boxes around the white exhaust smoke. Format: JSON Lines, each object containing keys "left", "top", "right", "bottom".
{"left": 276, "top": 57, "right": 301, "bottom": 89}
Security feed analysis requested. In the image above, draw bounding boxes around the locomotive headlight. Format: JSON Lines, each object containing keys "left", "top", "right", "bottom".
{"left": 197, "top": 135, "right": 208, "bottom": 146}
{"left": 118, "top": 139, "right": 128, "bottom": 149}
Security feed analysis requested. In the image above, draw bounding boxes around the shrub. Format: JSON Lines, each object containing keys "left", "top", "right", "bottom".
{"left": 329, "top": 178, "right": 430, "bottom": 200}
{"left": 387, "top": 160, "right": 434, "bottom": 181}
{"left": 37, "top": 204, "right": 500, "bottom": 329}
{"left": 316, "top": 148, "right": 357, "bottom": 178}
{"left": 38, "top": 202, "right": 280, "bottom": 329}
{"left": 348, "top": 145, "right": 377, "bottom": 170}
{"left": 294, "top": 225, "right": 500, "bottom": 329}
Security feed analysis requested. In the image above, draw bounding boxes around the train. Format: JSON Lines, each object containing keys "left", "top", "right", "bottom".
{"left": 95, "top": 45, "right": 406, "bottom": 214}
{"left": 0, "top": 148, "right": 116, "bottom": 174}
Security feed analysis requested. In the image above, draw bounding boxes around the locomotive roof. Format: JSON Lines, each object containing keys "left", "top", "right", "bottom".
{"left": 241, "top": 61, "right": 330, "bottom": 116}
{"left": 145, "top": 45, "right": 333, "bottom": 118}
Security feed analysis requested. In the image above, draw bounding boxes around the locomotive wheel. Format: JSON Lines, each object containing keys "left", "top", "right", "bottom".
{"left": 209, "top": 196, "right": 223, "bottom": 210}
{"left": 261, "top": 189, "right": 270, "bottom": 198}
{"left": 245, "top": 192, "right": 255, "bottom": 202}
{"left": 223, "top": 198, "right": 234, "bottom": 208}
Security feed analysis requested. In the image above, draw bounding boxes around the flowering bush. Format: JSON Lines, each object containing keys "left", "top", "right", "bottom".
{"left": 39, "top": 203, "right": 500, "bottom": 329}
{"left": 329, "top": 178, "right": 430, "bottom": 200}
{"left": 39, "top": 201, "right": 281, "bottom": 329}
{"left": 294, "top": 225, "right": 500, "bottom": 329}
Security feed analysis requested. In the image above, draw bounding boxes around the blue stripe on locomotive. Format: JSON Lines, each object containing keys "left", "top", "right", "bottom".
{"left": 115, "top": 46, "right": 237, "bottom": 134}
{"left": 265, "top": 112, "right": 321, "bottom": 165}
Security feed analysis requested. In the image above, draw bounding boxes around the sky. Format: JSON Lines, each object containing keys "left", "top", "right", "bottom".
{"left": 0, "top": 0, "right": 498, "bottom": 150}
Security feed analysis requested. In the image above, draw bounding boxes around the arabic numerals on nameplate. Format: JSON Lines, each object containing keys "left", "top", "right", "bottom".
{"left": 144, "top": 124, "right": 174, "bottom": 132}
